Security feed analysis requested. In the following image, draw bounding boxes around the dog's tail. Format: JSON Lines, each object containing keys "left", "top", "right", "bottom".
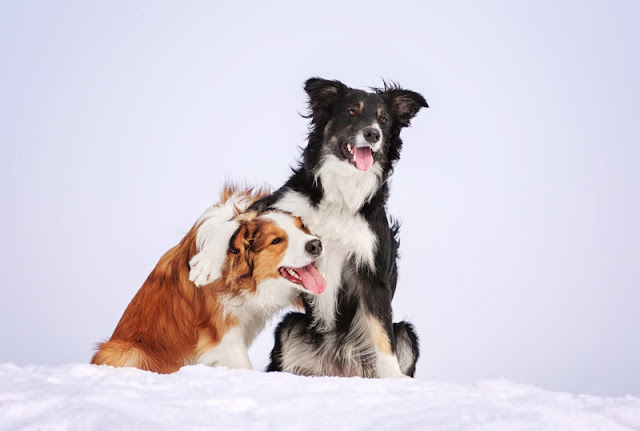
{"left": 91, "top": 340, "right": 174, "bottom": 373}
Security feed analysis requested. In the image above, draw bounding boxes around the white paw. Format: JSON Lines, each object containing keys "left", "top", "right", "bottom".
{"left": 379, "top": 368, "right": 407, "bottom": 379}
{"left": 189, "top": 250, "right": 221, "bottom": 287}
{"left": 376, "top": 353, "right": 406, "bottom": 378}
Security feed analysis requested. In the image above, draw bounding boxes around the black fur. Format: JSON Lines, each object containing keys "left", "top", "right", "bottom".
{"left": 252, "top": 78, "right": 428, "bottom": 378}
{"left": 393, "top": 321, "right": 420, "bottom": 377}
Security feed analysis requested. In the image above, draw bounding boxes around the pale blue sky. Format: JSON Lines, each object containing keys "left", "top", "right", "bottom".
{"left": 1, "top": 1, "right": 639, "bottom": 396}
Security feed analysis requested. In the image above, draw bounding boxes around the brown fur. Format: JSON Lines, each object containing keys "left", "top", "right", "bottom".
{"left": 367, "top": 315, "right": 393, "bottom": 355}
{"left": 91, "top": 185, "right": 287, "bottom": 374}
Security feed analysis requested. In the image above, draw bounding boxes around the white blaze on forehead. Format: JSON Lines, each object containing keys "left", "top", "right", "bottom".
{"left": 261, "top": 212, "right": 320, "bottom": 268}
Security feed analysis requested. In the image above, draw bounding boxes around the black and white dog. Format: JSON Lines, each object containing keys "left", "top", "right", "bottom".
{"left": 251, "top": 78, "right": 428, "bottom": 378}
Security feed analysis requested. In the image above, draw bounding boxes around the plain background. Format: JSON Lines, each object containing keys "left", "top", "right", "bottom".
{"left": 1, "top": 1, "right": 638, "bottom": 397}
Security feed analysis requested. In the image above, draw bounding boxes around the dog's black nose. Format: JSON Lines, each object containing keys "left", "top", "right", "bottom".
{"left": 305, "top": 239, "right": 322, "bottom": 257}
{"left": 363, "top": 127, "right": 380, "bottom": 143}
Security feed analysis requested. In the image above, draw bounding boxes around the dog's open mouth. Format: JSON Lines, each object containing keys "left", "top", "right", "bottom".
{"left": 279, "top": 265, "right": 326, "bottom": 294}
{"left": 343, "top": 142, "right": 374, "bottom": 172}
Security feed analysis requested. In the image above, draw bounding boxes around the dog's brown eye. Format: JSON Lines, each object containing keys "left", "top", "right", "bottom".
{"left": 271, "top": 238, "right": 282, "bottom": 245}
{"left": 230, "top": 248, "right": 240, "bottom": 254}
{"left": 379, "top": 116, "right": 388, "bottom": 124}
{"left": 348, "top": 108, "right": 357, "bottom": 116}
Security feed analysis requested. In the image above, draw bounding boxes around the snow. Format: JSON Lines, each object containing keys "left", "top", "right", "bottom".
{"left": 1, "top": 364, "right": 639, "bottom": 431}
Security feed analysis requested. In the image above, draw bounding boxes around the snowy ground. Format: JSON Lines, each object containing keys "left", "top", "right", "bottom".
{"left": 1, "top": 364, "right": 639, "bottom": 431}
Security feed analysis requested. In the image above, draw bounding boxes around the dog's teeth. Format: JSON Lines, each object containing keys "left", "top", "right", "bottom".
{"left": 287, "top": 268, "right": 301, "bottom": 280}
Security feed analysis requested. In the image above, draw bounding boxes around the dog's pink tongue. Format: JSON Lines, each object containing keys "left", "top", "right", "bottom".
{"left": 354, "top": 147, "right": 373, "bottom": 171}
{"left": 297, "top": 264, "right": 326, "bottom": 294}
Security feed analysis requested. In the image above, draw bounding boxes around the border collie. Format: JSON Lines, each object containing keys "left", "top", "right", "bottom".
{"left": 91, "top": 186, "right": 326, "bottom": 374}
{"left": 248, "top": 78, "right": 428, "bottom": 378}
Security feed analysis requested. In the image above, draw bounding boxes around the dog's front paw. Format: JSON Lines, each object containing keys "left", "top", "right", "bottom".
{"left": 376, "top": 353, "right": 407, "bottom": 378}
{"left": 189, "top": 250, "right": 221, "bottom": 287}
{"left": 378, "top": 368, "right": 408, "bottom": 379}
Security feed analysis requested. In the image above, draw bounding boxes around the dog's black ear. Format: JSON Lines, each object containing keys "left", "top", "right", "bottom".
{"left": 304, "top": 77, "right": 348, "bottom": 114}
{"left": 382, "top": 86, "right": 428, "bottom": 127}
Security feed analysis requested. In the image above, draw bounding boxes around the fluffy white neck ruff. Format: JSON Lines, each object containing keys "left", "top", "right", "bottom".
{"left": 315, "top": 154, "right": 383, "bottom": 214}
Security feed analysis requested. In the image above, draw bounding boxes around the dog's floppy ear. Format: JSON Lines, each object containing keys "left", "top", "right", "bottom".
{"left": 305, "top": 77, "right": 348, "bottom": 115}
{"left": 382, "top": 85, "right": 428, "bottom": 127}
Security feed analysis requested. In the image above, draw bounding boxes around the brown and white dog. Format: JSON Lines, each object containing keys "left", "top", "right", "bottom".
{"left": 91, "top": 186, "right": 326, "bottom": 374}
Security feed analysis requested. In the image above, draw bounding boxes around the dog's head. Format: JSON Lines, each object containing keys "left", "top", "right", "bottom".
{"left": 192, "top": 211, "right": 326, "bottom": 295}
{"left": 304, "top": 78, "right": 428, "bottom": 173}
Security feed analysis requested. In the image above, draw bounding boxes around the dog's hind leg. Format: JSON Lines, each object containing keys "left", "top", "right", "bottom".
{"left": 92, "top": 340, "right": 150, "bottom": 370}
{"left": 393, "top": 321, "right": 420, "bottom": 377}
{"left": 92, "top": 340, "right": 180, "bottom": 373}
{"left": 267, "top": 311, "right": 326, "bottom": 375}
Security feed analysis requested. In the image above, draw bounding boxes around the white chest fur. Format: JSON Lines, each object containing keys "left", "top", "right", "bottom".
{"left": 274, "top": 190, "right": 378, "bottom": 328}
{"left": 195, "top": 281, "right": 297, "bottom": 369}
{"left": 228, "top": 280, "right": 298, "bottom": 346}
